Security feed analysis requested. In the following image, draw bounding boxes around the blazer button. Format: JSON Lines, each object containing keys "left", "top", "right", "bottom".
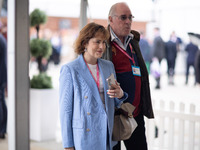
{"left": 86, "top": 128, "right": 90, "bottom": 132}
{"left": 84, "top": 96, "right": 88, "bottom": 99}
{"left": 87, "top": 112, "right": 91, "bottom": 115}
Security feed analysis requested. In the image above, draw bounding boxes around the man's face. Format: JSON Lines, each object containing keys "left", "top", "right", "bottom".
{"left": 109, "top": 4, "right": 132, "bottom": 39}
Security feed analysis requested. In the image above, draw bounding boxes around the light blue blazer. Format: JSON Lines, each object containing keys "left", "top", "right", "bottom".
{"left": 59, "top": 54, "right": 127, "bottom": 150}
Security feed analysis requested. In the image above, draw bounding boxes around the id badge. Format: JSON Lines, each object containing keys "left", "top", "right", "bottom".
{"left": 132, "top": 65, "right": 141, "bottom": 76}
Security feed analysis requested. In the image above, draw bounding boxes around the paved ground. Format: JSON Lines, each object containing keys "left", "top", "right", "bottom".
{"left": 0, "top": 137, "right": 63, "bottom": 150}
{"left": 1, "top": 59, "right": 199, "bottom": 150}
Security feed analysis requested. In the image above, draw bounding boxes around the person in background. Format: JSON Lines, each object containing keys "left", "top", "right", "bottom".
{"left": 185, "top": 37, "right": 198, "bottom": 85}
{"left": 165, "top": 33, "right": 178, "bottom": 85}
{"left": 195, "top": 49, "right": 200, "bottom": 85}
{"left": 102, "top": 2, "right": 154, "bottom": 150}
{"left": 139, "top": 31, "right": 151, "bottom": 73}
{"left": 50, "top": 31, "right": 62, "bottom": 65}
{"left": 151, "top": 27, "right": 165, "bottom": 89}
{"left": 0, "top": 32, "right": 7, "bottom": 139}
{"left": 0, "top": 20, "right": 7, "bottom": 40}
{"left": 170, "top": 31, "right": 183, "bottom": 52}
{"left": 59, "top": 22, "right": 128, "bottom": 150}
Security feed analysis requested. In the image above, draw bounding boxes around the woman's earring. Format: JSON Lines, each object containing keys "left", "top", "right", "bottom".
{"left": 84, "top": 48, "right": 87, "bottom": 52}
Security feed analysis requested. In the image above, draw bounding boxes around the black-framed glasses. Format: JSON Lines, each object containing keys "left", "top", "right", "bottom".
{"left": 113, "top": 15, "right": 134, "bottom": 21}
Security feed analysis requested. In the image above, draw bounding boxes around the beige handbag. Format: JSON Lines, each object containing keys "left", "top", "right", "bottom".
{"left": 112, "top": 102, "right": 138, "bottom": 141}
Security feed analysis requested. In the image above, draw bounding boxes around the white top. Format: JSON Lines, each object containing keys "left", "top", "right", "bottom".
{"left": 87, "top": 63, "right": 105, "bottom": 108}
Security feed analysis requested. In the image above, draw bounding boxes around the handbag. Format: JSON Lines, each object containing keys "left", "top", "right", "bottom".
{"left": 112, "top": 102, "right": 138, "bottom": 141}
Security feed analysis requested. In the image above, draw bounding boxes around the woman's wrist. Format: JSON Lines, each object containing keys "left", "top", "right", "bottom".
{"left": 118, "top": 89, "right": 124, "bottom": 99}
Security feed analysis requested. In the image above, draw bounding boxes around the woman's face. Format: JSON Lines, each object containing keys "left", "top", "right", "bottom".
{"left": 85, "top": 34, "right": 107, "bottom": 60}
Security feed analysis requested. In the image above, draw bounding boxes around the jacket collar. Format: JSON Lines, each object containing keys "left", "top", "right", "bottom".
{"left": 74, "top": 54, "right": 106, "bottom": 109}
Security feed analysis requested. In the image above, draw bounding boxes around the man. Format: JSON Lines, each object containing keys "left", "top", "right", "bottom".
{"left": 185, "top": 39, "right": 198, "bottom": 85}
{"left": 151, "top": 27, "right": 165, "bottom": 89}
{"left": 102, "top": 2, "right": 154, "bottom": 150}
{"left": 165, "top": 33, "right": 178, "bottom": 85}
{"left": 139, "top": 31, "right": 151, "bottom": 73}
{"left": 195, "top": 49, "right": 200, "bottom": 85}
{"left": 0, "top": 32, "right": 7, "bottom": 139}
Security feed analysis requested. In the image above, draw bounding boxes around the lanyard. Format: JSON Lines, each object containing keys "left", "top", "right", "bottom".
{"left": 112, "top": 42, "right": 136, "bottom": 65}
{"left": 84, "top": 58, "right": 100, "bottom": 92}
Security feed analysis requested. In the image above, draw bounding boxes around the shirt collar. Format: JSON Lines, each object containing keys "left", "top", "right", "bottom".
{"left": 110, "top": 26, "right": 134, "bottom": 50}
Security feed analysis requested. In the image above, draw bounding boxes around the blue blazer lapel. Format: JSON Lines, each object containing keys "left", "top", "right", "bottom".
{"left": 75, "top": 55, "right": 105, "bottom": 109}
{"left": 98, "top": 59, "right": 109, "bottom": 92}
{"left": 98, "top": 59, "right": 112, "bottom": 112}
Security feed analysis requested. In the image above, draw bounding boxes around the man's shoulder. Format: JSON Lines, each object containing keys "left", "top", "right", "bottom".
{"left": 130, "top": 30, "right": 140, "bottom": 41}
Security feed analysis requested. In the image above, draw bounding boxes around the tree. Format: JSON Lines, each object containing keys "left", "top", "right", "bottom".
{"left": 30, "top": 8, "right": 52, "bottom": 88}
{"left": 30, "top": 8, "right": 47, "bottom": 39}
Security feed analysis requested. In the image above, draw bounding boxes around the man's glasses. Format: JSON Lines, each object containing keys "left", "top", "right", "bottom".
{"left": 113, "top": 15, "right": 134, "bottom": 21}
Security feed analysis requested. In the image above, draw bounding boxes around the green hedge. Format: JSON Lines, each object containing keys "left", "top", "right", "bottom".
{"left": 30, "top": 38, "right": 52, "bottom": 59}
{"left": 30, "top": 8, "right": 47, "bottom": 27}
{"left": 30, "top": 73, "right": 53, "bottom": 89}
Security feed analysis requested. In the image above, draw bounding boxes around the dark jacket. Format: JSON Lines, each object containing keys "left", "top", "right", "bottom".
{"left": 152, "top": 36, "right": 165, "bottom": 62}
{"left": 185, "top": 42, "right": 198, "bottom": 64}
{"left": 165, "top": 40, "right": 177, "bottom": 62}
{"left": 195, "top": 50, "right": 200, "bottom": 84}
{"left": 139, "top": 38, "right": 151, "bottom": 62}
{"left": 0, "top": 34, "right": 7, "bottom": 88}
{"left": 102, "top": 29, "right": 154, "bottom": 119}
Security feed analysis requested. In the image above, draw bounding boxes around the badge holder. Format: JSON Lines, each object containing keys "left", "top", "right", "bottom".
{"left": 132, "top": 65, "right": 141, "bottom": 76}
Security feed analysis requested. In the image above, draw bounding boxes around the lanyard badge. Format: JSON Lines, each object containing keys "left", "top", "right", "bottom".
{"left": 132, "top": 66, "right": 141, "bottom": 76}
{"left": 112, "top": 42, "right": 142, "bottom": 77}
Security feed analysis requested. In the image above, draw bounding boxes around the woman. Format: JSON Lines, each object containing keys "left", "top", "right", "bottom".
{"left": 59, "top": 22, "right": 127, "bottom": 150}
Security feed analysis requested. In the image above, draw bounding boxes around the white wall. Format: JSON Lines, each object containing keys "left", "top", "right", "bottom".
{"left": 29, "top": 0, "right": 200, "bottom": 43}
{"left": 152, "top": 0, "right": 200, "bottom": 42}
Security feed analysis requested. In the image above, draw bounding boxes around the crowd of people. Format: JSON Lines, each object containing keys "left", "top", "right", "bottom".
{"left": 139, "top": 29, "right": 200, "bottom": 89}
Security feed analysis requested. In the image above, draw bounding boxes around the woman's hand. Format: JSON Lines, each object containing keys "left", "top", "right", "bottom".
{"left": 64, "top": 147, "right": 75, "bottom": 150}
{"left": 107, "top": 80, "right": 124, "bottom": 99}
